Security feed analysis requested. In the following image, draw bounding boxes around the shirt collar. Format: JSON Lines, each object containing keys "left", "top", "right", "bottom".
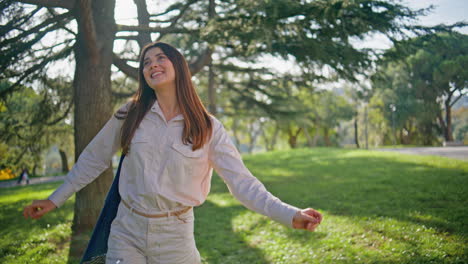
{"left": 150, "top": 100, "right": 184, "bottom": 122}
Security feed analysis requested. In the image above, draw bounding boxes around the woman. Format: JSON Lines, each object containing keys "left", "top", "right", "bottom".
{"left": 23, "top": 42, "right": 322, "bottom": 263}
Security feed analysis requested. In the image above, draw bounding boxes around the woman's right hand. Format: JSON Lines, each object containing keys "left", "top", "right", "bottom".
{"left": 23, "top": 199, "right": 57, "bottom": 220}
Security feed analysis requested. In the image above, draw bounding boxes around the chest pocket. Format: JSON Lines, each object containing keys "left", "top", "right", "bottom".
{"left": 169, "top": 142, "right": 206, "bottom": 179}
{"left": 129, "top": 131, "right": 151, "bottom": 155}
{"left": 171, "top": 142, "right": 204, "bottom": 158}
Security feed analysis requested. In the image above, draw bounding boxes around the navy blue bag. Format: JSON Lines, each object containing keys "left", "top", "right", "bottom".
{"left": 80, "top": 154, "right": 125, "bottom": 264}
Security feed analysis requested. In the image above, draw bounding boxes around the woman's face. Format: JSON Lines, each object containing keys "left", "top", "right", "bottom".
{"left": 142, "top": 47, "right": 176, "bottom": 91}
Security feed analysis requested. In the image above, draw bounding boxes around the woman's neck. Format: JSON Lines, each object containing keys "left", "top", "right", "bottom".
{"left": 155, "top": 89, "right": 180, "bottom": 121}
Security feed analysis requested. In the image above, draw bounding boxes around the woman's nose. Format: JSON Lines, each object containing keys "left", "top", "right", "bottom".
{"left": 149, "top": 61, "right": 159, "bottom": 68}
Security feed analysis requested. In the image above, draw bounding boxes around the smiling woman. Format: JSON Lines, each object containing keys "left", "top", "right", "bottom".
{"left": 142, "top": 48, "right": 176, "bottom": 92}
{"left": 22, "top": 41, "right": 322, "bottom": 264}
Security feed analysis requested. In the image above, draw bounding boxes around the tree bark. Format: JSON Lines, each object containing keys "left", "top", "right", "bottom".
{"left": 444, "top": 96, "right": 454, "bottom": 141}
{"left": 69, "top": 0, "right": 116, "bottom": 259}
{"left": 354, "top": 117, "right": 360, "bottom": 148}
{"left": 323, "top": 127, "right": 331, "bottom": 146}
{"left": 288, "top": 127, "right": 302, "bottom": 148}
{"left": 302, "top": 126, "right": 314, "bottom": 147}
{"left": 247, "top": 121, "right": 261, "bottom": 153}
{"left": 364, "top": 106, "right": 368, "bottom": 149}
{"left": 270, "top": 123, "right": 279, "bottom": 151}
{"left": 208, "top": 62, "right": 216, "bottom": 115}
{"left": 207, "top": 0, "right": 216, "bottom": 115}
{"left": 313, "top": 132, "right": 320, "bottom": 146}
{"left": 59, "top": 148, "right": 69, "bottom": 173}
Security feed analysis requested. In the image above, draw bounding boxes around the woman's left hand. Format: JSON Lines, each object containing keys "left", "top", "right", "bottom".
{"left": 292, "top": 208, "right": 323, "bottom": 232}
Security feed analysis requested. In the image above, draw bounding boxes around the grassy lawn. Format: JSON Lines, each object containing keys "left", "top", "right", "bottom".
{"left": 0, "top": 148, "right": 466, "bottom": 263}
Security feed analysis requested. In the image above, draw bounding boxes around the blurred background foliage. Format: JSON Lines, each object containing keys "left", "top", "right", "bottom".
{"left": 0, "top": 0, "right": 466, "bottom": 178}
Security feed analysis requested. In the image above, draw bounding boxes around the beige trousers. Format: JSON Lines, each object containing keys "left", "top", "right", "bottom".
{"left": 106, "top": 203, "right": 201, "bottom": 264}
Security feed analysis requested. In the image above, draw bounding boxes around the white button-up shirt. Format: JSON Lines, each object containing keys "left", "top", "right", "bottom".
{"left": 49, "top": 101, "right": 299, "bottom": 227}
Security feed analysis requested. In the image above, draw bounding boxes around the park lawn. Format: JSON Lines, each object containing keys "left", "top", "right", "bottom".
{"left": 0, "top": 148, "right": 466, "bottom": 264}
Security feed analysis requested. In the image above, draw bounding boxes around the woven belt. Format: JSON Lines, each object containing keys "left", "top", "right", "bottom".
{"left": 121, "top": 199, "right": 192, "bottom": 219}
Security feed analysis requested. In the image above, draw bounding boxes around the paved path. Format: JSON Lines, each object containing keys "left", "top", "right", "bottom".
{"left": 0, "top": 175, "right": 66, "bottom": 188}
{"left": 376, "top": 146, "right": 468, "bottom": 161}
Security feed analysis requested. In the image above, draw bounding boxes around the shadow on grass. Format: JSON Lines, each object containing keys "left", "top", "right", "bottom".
{"left": 195, "top": 200, "right": 271, "bottom": 263}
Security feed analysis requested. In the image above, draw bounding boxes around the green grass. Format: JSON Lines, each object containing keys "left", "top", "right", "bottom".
{"left": 0, "top": 182, "right": 74, "bottom": 263}
{"left": 0, "top": 148, "right": 466, "bottom": 263}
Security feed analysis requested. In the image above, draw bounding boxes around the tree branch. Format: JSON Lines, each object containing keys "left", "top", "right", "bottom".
{"left": 1, "top": 11, "right": 72, "bottom": 47}
{"left": 156, "top": 0, "right": 198, "bottom": 41}
{"left": 450, "top": 92, "right": 466, "bottom": 107}
{"left": 115, "top": 35, "right": 139, "bottom": 41}
{"left": 47, "top": 7, "right": 77, "bottom": 36}
{"left": 113, "top": 54, "right": 138, "bottom": 80}
{"left": 151, "top": 0, "right": 198, "bottom": 17}
{"left": 0, "top": 6, "right": 42, "bottom": 36}
{"left": 1, "top": 16, "right": 73, "bottom": 73}
{"left": 16, "top": 0, "right": 76, "bottom": 9}
{"left": 116, "top": 24, "right": 197, "bottom": 34}
{"left": 188, "top": 48, "right": 212, "bottom": 75}
{"left": 46, "top": 97, "right": 73, "bottom": 125}
{"left": 0, "top": 46, "right": 73, "bottom": 98}
{"left": 133, "top": 0, "right": 152, "bottom": 48}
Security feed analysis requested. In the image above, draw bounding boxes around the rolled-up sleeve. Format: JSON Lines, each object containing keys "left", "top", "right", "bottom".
{"left": 48, "top": 111, "right": 124, "bottom": 208}
{"left": 208, "top": 120, "right": 299, "bottom": 228}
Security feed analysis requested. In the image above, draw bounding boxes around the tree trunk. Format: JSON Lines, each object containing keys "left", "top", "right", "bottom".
{"left": 364, "top": 106, "right": 368, "bottom": 149}
{"left": 231, "top": 119, "right": 241, "bottom": 149}
{"left": 288, "top": 127, "right": 302, "bottom": 148}
{"left": 59, "top": 149, "right": 69, "bottom": 173}
{"left": 323, "top": 127, "right": 331, "bottom": 146}
{"left": 445, "top": 98, "right": 454, "bottom": 141}
{"left": 354, "top": 117, "right": 360, "bottom": 148}
{"left": 208, "top": 62, "right": 216, "bottom": 115}
{"left": 260, "top": 125, "right": 271, "bottom": 151}
{"left": 288, "top": 135, "right": 297, "bottom": 148}
{"left": 312, "top": 127, "right": 319, "bottom": 146}
{"left": 207, "top": 0, "right": 216, "bottom": 115}
{"left": 69, "top": 0, "right": 116, "bottom": 259}
{"left": 270, "top": 124, "right": 279, "bottom": 151}
{"left": 302, "top": 126, "right": 314, "bottom": 147}
{"left": 247, "top": 121, "right": 261, "bottom": 153}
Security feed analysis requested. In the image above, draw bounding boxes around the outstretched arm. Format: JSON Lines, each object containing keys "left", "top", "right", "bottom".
{"left": 208, "top": 120, "right": 322, "bottom": 231}
{"left": 22, "top": 103, "right": 129, "bottom": 220}
{"left": 47, "top": 112, "right": 123, "bottom": 208}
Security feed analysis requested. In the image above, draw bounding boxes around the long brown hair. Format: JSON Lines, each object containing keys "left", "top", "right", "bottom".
{"left": 115, "top": 42, "right": 212, "bottom": 154}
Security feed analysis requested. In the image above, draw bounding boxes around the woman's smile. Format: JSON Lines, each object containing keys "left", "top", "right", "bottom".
{"left": 151, "top": 71, "right": 163, "bottom": 78}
